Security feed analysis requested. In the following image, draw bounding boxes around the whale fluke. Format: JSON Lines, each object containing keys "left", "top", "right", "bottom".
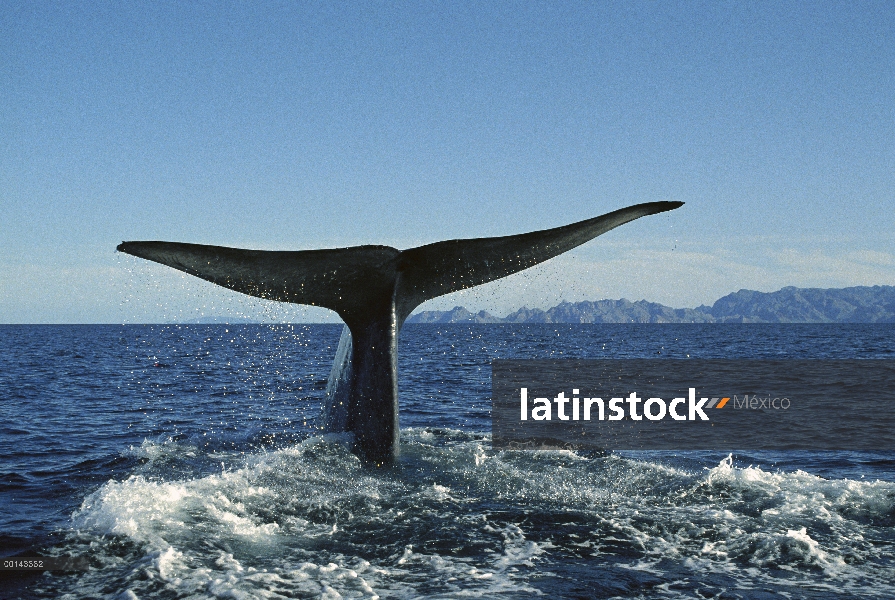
{"left": 118, "top": 200, "right": 682, "bottom": 464}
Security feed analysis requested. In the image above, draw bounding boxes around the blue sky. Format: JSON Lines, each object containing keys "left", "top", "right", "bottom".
{"left": 2, "top": 1, "right": 894, "bottom": 323}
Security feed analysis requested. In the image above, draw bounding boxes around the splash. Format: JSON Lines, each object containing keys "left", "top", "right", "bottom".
{"left": 28, "top": 434, "right": 895, "bottom": 598}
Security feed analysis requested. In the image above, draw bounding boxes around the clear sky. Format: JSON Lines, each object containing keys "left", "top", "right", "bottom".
{"left": 2, "top": 1, "right": 894, "bottom": 323}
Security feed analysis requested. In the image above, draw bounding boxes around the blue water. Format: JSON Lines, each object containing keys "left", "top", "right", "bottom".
{"left": 1, "top": 324, "right": 894, "bottom": 598}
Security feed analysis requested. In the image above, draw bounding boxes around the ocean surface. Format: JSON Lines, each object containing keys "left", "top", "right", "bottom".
{"left": 1, "top": 323, "right": 894, "bottom": 599}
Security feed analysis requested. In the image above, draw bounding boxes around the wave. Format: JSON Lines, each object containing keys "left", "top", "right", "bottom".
{"left": 27, "top": 430, "right": 895, "bottom": 599}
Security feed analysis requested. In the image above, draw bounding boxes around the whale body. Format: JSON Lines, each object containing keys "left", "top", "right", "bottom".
{"left": 118, "top": 201, "right": 682, "bottom": 464}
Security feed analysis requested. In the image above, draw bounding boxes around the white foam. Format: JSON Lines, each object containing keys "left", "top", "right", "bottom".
{"left": 56, "top": 434, "right": 895, "bottom": 599}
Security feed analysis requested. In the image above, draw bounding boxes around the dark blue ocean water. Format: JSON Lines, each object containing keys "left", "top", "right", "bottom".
{"left": 1, "top": 324, "right": 894, "bottom": 599}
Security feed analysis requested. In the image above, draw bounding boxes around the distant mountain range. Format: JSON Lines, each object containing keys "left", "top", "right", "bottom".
{"left": 405, "top": 286, "right": 895, "bottom": 324}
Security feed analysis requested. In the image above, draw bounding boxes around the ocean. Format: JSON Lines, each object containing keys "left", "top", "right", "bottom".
{"left": 1, "top": 324, "right": 894, "bottom": 599}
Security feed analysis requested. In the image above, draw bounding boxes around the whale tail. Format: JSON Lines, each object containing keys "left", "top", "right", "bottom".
{"left": 117, "top": 201, "right": 682, "bottom": 327}
{"left": 117, "top": 201, "right": 683, "bottom": 463}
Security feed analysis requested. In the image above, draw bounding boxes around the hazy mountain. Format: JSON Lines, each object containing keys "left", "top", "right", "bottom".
{"left": 704, "top": 285, "right": 895, "bottom": 323}
{"left": 406, "top": 286, "right": 895, "bottom": 324}
{"left": 406, "top": 306, "right": 504, "bottom": 323}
